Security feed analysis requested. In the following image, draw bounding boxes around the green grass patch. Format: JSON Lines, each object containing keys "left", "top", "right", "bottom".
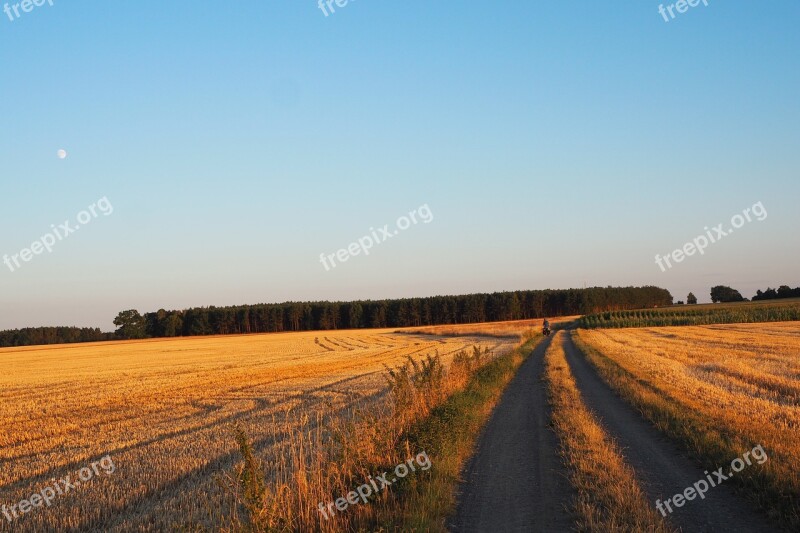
{"left": 374, "top": 336, "right": 542, "bottom": 531}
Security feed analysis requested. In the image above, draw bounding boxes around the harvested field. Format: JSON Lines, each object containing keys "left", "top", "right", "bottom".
{"left": 575, "top": 322, "right": 800, "bottom": 529}
{"left": 402, "top": 316, "right": 580, "bottom": 338}
{"left": 0, "top": 329, "right": 514, "bottom": 532}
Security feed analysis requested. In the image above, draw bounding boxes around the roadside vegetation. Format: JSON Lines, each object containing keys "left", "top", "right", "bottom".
{"left": 543, "top": 331, "right": 672, "bottom": 532}
{"left": 574, "top": 324, "right": 800, "bottom": 529}
{"left": 227, "top": 334, "right": 542, "bottom": 532}
{"left": 579, "top": 299, "right": 800, "bottom": 328}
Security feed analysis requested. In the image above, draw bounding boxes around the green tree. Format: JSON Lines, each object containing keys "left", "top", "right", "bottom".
{"left": 710, "top": 286, "right": 745, "bottom": 303}
{"left": 160, "top": 312, "right": 183, "bottom": 337}
{"left": 777, "top": 285, "right": 794, "bottom": 298}
{"left": 687, "top": 292, "right": 698, "bottom": 305}
{"left": 113, "top": 309, "right": 147, "bottom": 339}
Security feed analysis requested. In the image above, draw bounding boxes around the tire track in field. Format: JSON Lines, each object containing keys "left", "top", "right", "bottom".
{"left": 562, "top": 331, "right": 775, "bottom": 532}
{"left": 449, "top": 336, "right": 576, "bottom": 532}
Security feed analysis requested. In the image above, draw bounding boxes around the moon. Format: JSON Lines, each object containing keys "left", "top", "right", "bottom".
{"left": 57, "top": 149, "right": 67, "bottom": 159}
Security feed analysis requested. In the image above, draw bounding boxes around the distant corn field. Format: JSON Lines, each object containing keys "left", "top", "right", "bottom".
{"left": 579, "top": 300, "right": 800, "bottom": 328}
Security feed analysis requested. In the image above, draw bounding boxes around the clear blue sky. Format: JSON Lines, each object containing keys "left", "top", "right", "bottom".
{"left": 1, "top": 1, "right": 798, "bottom": 330}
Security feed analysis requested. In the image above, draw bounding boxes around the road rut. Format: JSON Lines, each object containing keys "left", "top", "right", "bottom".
{"left": 563, "top": 331, "right": 775, "bottom": 532}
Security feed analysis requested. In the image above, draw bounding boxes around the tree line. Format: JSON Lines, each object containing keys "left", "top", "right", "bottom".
{"left": 707, "top": 284, "right": 800, "bottom": 303}
{"left": 752, "top": 285, "right": 800, "bottom": 301}
{"left": 112, "top": 286, "right": 674, "bottom": 339}
{"left": 0, "top": 327, "right": 113, "bottom": 348}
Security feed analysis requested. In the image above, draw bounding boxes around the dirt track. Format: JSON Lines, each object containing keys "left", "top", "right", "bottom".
{"left": 562, "top": 332, "right": 773, "bottom": 532}
{"left": 450, "top": 332, "right": 776, "bottom": 532}
{"left": 449, "top": 336, "right": 576, "bottom": 532}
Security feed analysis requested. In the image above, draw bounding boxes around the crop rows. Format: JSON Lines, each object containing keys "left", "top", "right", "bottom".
{"left": 579, "top": 300, "right": 800, "bottom": 328}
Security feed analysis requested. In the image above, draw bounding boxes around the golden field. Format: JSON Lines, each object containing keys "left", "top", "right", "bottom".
{"left": 402, "top": 316, "right": 580, "bottom": 338}
{"left": 575, "top": 322, "right": 800, "bottom": 528}
{"left": 0, "top": 329, "right": 515, "bottom": 532}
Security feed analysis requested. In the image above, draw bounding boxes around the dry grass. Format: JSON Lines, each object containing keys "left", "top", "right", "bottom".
{"left": 224, "top": 338, "right": 534, "bottom": 532}
{"left": 543, "top": 332, "right": 671, "bottom": 532}
{"left": 225, "top": 346, "right": 503, "bottom": 532}
{"left": 0, "top": 329, "right": 516, "bottom": 532}
{"left": 575, "top": 322, "right": 800, "bottom": 528}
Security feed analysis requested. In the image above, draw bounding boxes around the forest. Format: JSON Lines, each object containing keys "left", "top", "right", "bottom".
{"left": 0, "top": 287, "right": 674, "bottom": 346}
{"left": 0, "top": 327, "right": 112, "bottom": 348}
{"left": 113, "top": 286, "right": 673, "bottom": 339}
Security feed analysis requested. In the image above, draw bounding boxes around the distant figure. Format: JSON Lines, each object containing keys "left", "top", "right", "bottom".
{"left": 543, "top": 318, "right": 551, "bottom": 336}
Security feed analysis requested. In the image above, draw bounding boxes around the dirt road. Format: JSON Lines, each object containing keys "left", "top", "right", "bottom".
{"left": 562, "top": 332, "right": 773, "bottom": 532}
{"left": 450, "top": 332, "right": 775, "bottom": 532}
{"left": 449, "top": 336, "right": 576, "bottom": 532}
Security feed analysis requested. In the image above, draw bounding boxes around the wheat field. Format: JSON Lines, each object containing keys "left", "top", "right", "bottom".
{"left": 575, "top": 322, "right": 800, "bottom": 527}
{"left": 0, "top": 329, "right": 515, "bottom": 532}
{"left": 402, "top": 316, "right": 579, "bottom": 338}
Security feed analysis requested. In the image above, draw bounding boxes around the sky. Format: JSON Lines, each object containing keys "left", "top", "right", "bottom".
{"left": 1, "top": 0, "right": 798, "bottom": 330}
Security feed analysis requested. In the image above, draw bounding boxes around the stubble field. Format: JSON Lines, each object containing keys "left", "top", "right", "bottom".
{"left": 574, "top": 322, "right": 800, "bottom": 528}
{"left": 402, "top": 316, "right": 579, "bottom": 338}
{"left": 0, "top": 329, "right": 516, "bottom": 532}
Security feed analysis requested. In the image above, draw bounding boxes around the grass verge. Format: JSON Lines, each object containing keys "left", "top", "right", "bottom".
{"left": 544, "top": 331, "right": 672, "bottom": 532}
{"left": 373, "top": 334, "right": 543, "bottom": 531}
